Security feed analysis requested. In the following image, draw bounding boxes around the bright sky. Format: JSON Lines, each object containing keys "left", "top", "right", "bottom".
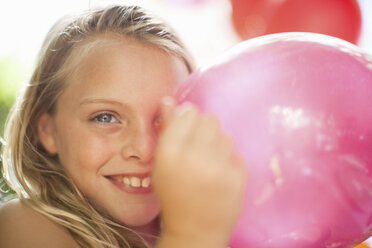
{"left": 1, "top": 0, "right": 371, "bottom": 68}
{"left": 0, "top": 0, "right": 238, "bottom": 67}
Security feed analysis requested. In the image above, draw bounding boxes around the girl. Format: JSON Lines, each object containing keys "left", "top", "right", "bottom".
{"left": 0, "top": 5, "right": 246, "bottom": 248}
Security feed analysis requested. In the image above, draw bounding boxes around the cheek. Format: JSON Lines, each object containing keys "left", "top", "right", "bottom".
{"left": 77, "top": 135, "right": 113, "bottom": 172}
{"left": 57, "top": 126, "right": 114, "bottom": 179}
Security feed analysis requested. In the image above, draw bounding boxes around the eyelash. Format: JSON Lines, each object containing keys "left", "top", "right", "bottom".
{"left": 89, "top": 112, "right": 163, "bottom": 128}
{"left": 90, "top": 112, "right": 120, "bottom": 124}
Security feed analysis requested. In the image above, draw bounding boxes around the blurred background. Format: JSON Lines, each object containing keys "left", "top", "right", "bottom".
{"left": 0, "top": 0, "right": 371, "bottom": 245}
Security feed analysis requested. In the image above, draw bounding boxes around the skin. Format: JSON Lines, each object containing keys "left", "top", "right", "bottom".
{"left": 0, "top": 35, "right": 246, "bottom": 248}
{"left": 38, "top": 37, "right": 190, "bottom": 233}
{"left": 154, "top": 99, "right": 247, "bottom": 248}
{"left": 0, "top": 199, "right": 80, "bottom": 248}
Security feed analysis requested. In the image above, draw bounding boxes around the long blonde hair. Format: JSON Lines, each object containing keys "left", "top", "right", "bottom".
{"left": 2, "top": 5, "right": 193, "bottom": 248}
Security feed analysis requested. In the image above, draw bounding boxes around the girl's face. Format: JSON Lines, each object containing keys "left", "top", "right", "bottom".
{"left": 39, "top": 37, "right": 189, "bottom": 230}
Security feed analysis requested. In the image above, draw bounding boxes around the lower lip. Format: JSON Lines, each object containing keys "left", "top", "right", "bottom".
{"left": 107, "top": 177, "right": 153, "bottom": 194}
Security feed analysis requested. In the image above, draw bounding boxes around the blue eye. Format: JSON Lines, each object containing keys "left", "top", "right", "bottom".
{"left": 92, "top": 113, "right": 119, "bottom": 124}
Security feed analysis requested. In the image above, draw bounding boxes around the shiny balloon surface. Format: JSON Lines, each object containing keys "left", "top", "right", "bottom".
{"left": 231, "top": 0, "right": 362, "bottom": 44}
{"left": 176, "top": 33, "right": 372, "bottom": 248}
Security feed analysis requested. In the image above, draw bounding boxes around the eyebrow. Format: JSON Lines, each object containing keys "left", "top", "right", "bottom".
{"left": 79, "top": 98, "right": 128, "bottom": 108}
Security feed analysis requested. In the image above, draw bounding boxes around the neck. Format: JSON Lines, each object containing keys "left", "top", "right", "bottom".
{"left": 128, "top": 217, "right": 161, "bottom": 246}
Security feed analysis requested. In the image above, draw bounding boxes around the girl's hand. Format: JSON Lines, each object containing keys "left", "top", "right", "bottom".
{"left": 153, "top": 97, "right": 247, "bottom": 248}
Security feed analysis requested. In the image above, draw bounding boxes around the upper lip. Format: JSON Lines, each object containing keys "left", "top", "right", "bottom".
{"left": 104, "top": 172, "right": 151, "bottom": 179}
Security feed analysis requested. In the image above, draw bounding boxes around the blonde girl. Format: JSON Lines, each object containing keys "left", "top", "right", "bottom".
{"left": 0, "top": 5, "right": 246, "bottom": 248}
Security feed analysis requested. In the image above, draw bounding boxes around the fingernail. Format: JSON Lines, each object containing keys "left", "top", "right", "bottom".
{"left": 175, "top": 102, "right": 196, "bottom": 116}
{"left": 162, "top": 96, "right": 175, "bottom": 106}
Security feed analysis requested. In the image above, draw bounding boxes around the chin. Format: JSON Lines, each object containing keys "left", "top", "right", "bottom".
{"left": 116, "top": 205, "right": 161, "bottom": 228}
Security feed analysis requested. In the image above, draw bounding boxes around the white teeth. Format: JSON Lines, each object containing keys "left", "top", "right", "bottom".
{"left": 123, "top": 177, "right": 131, "bottom": 186}
{"left": 130, "top": 177, "right": 141, "bottom": 188}
{"left": 122, "top": 176, "right": 151, "bottom": 188}
{"left": 142, "top": 177, "right": 151, "bottom": 188}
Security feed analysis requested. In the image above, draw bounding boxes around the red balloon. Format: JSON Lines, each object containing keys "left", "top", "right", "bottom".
{"left": 231, "top": 0, "right": 362, "bottom": 44}
{"left": 176, "top": 32, "right": 372, "bottom": 248}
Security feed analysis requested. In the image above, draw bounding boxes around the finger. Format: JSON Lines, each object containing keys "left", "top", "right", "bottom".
{"left": 159, "top": 102, "right": 199, "bottom": 148}
{"left": 213, "top": 133, "right": 236, "bottom": 164}
{"left": 191, "top": 114, "right": 221, "bottom": 149}
{"left": 160, "top": 96, "right": 176, "bottom": 126}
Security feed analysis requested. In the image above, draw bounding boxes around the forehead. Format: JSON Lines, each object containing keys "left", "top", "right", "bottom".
{"left": 60, "top": 36, "right": 189, "bottom": 109}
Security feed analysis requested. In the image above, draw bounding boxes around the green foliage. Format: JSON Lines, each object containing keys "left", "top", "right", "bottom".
{"left": 0, "top": 56, "right": 29, "bottom": 203}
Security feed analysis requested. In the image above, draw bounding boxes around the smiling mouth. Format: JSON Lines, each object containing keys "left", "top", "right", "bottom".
{"left": 107, "top": 174, "right": 153, "bottom": 193}
{"left": 122, "top": 175, "right": 151, "bottom": 188}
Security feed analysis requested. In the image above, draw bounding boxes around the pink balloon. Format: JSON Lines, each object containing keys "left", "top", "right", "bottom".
{"left": 175, "top": 32, "right": 372, "bottom": 248}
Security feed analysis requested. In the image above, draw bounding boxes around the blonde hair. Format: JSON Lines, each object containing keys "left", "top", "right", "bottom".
{"left": 2, "top": 5, "right": 193, "bottom": 248}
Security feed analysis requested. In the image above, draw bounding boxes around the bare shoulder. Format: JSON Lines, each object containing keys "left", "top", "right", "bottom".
{"left": 0, "top": 199, "right": 80, "bottom": 248}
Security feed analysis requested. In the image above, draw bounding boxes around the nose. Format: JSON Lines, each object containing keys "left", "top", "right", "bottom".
{"left": 121, "top": 121, "right": 156, "bottom": 164}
